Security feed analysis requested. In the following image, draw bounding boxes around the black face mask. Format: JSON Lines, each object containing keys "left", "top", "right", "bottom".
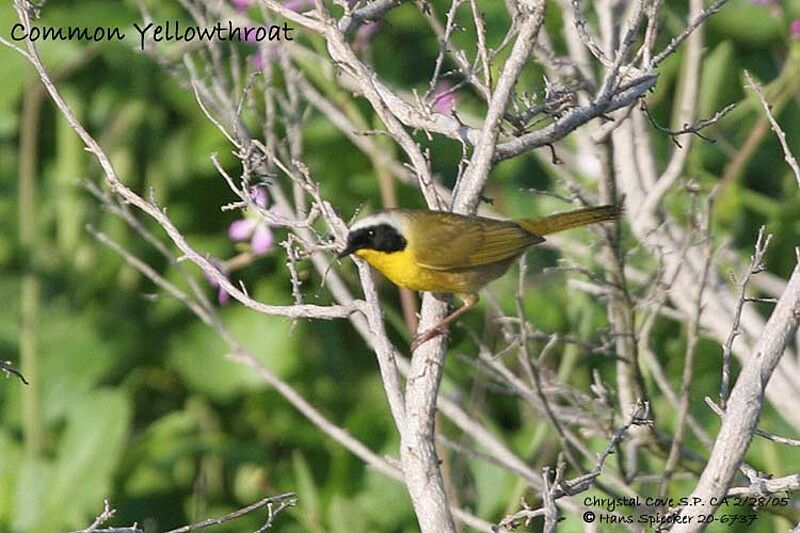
{"left": 338, "top": 223, "right": 407, "bottom": 257}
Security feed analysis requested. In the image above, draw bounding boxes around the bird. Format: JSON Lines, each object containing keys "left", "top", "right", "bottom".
{"left": 338, "top": 205, "right": 621, "bottom": 350}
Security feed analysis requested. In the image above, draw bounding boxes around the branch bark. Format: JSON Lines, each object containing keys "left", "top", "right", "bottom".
{"left": 672, "top": 265, "right": 800, "bottom": 531}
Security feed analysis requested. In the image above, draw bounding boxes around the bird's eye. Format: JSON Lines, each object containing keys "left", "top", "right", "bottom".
{"left": 367, "top": 229, "right": 375, "bottom": 237}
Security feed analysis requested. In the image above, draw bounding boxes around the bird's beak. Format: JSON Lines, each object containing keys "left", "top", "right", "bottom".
{"left": 337, "top": 242, "right": 356, "bottom": 259}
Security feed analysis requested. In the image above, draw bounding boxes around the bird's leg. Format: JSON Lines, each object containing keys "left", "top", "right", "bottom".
{"left": 411, "top": 294, "right": 479, "bottom": 352}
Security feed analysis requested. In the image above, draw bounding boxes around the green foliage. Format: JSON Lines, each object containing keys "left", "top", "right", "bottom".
{"left": 1, "top": 0, "right": 799, "bottom": 531}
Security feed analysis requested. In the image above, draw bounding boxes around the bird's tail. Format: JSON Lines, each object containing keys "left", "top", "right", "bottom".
{"left": 516, "top": 205, "right": 621, "bottom": 236}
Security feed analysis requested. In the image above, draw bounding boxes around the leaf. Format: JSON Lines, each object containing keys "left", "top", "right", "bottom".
{"left": 698, "top": 42, "right": 734, "bottom": 120}
{"left": 292, "top": 451, "right": 322, "bottom": 531}
{"left": 0, "top": 430, "right": 21, "bottom": 523}
{"left": 122, "top": 409, "right": 201, "bottom": 496}
{"left": 708, "top": 1, "right": 783, "bottom": 46}
{"left": 470, "top": 455, "right": 514, "bottom": 518}
{"left": 168, "top": 284, "right": 298, "bottom": 401}
{"left": 38, "top": 306, "right": 116, "bottom": 423}
{"left": 11, "top": 456, "right": 51, "bottom": 533}
{"left": 329, "top": 493, "right": 367, "bottom": 533}
{"left": 38, "top": 389, "right": 131, "bottom": 531}
{"left": 53, "top": 87, "right": 86, "bottom": 256}
{"left": 353, "top": 462, "right": 413, "bottom": 530}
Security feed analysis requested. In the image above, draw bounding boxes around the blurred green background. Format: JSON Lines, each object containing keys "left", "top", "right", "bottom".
{"left": 1, "top": 0, "right": 799, "bottom": 531}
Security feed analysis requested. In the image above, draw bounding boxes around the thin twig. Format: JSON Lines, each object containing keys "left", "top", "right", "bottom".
{"left": 641, "top": 101, "right": 735, "bottom": 148}
{"left": 660, "top": 202, "right": 714, "bottom": 498}
{"left": 672, "top": 264, "right": 800, "bottom": 531}
{"left": 744, "top": 70, "right": 800, "bottom": 187}
{"left": 72, "top": 499, "right": 116, "bottom": 533}
{"left": 0, "top": 360, "right": 30, "bottom": 385}
{"left": 651, "top": 0, "right": 728, "bottom": 66}
{"left": 164, "top": 493, "right": 297, "bottom": 533}
{"left": 705, "top": 398, "right": 800, "bottom": 448}
{"left": 720, "top": 227, "right": 771, "bottom": 409}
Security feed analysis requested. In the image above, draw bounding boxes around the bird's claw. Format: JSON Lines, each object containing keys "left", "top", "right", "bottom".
{"left": 410, "top": 325, "right": 450, "bottom": 352}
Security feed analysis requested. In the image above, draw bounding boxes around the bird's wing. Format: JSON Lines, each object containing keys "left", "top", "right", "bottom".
{"left": 406, "top": 211, "right": 544, "bottom": 271}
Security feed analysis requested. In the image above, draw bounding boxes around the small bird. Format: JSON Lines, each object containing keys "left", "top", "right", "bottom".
{"left": 338, "top": 205, "right": 621, "bottom": 350}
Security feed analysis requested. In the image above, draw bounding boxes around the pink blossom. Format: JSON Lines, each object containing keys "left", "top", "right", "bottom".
{"left": 228, "top": 186, "right": 275, "bottom": 256}
{"left": 228, "top": 218, "right": 256, "bottom": 240}
{"left": 250, "top": 225, "right": 273, "bottom": 254}
{"left": 251, "top": 186, "right": 268, "bottom": 208}
{"left": 791, "top": 19, "right": 800, "bottom": 40}
{"left": 242, "top": 27, "right": 263, "bottom": 44}
{"left": 231, "top": 0, "right": 252, "bottom": 12}
{"left": 250, "top": 51, "right": 266, "bottom": 71}
{"left": 250, "top": 47, "right": 283, "bottom": 70}
{"left": 430, "top": 82, "right": 457, "bottom": 114}
{"left": 353, "top": 21, "right": 381, "bottom": 52}
{"left": 283, "top": 0, "right": 312, "bottom": 12}
{"left": 204, "top": 260, "right": 231, "bottom": 305}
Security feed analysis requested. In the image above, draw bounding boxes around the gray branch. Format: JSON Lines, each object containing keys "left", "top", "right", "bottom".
{"left": 671, "top": 265, "right": 800, "bottom": 531}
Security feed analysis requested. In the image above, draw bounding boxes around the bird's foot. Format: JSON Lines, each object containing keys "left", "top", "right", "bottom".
{"left": 410, "top": 325, "right": 450, "bottom": 352}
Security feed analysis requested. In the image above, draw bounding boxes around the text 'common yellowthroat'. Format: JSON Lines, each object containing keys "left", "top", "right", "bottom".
{"left": 338, "top": 205, "right": 620, "bottom": 350}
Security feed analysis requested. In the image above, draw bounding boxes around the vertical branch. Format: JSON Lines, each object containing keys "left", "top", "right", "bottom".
{"left": 661, "top": 205, "right": 713, "bottom": 497}
{"left": 637, "top": 0, "right": 704, "bottom": 219}
{"left": 593, "top": 3, "right": 650, "bottom": 475}
{"left": 672, "top": 265, "right": 800, "bottom": 531}
{"left": 451, "top": 0, "right": 546, "bottom": 213}
{"left": 401, "top": 3, "right": 546, "bottom": 531}
{"left": 401, "top": 316, "right": 455, "bottom": 533}
{"left": 720, "top": 229, "right": 771, "bottom": 409}
{"left": 18, "top": 77, "right": 43, "bottom": 457}
{"left": 597, "top": 138, "right": 646, "bottom": 478}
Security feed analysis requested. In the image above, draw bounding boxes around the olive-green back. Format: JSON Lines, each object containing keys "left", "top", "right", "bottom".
{"left": 397, "top": 210, "right": 543, "bottom": 271}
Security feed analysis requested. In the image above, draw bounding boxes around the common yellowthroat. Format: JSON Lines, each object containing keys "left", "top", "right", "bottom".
{"left": 338, "top": 205, "right": 620, "bottom": 350}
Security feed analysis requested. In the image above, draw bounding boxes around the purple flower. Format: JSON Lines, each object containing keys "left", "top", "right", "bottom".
{"left": 251, "top": 51, "right": 266, "bottom": 70}
{"left": 283, "top": 0, "right": 312, "bottom": 12}
{"left": 353, "top": 21, "right": 381, "bottom": 52}
{"left": 204, "top": 260, "right": 231, "bottom": 305}
{"left": 250, "top": 46, "right": 283, "bottom": 70}
{"left": 229, "top": 219, "right": 274, "bottom": 254}
{"left": 791, "top": 19, "right": 800, "bottom": 40}
{"left": 231, "top": 0, "right": 252, "bottom": 12}
{"left": 242, "top": 27, "right": 263, "bottom": 44}
{"left": 252, "top": 186, "right": 268, "bottom": 210}
{"left": 228, "top": 186, "right": 274, "bottom": 255}
{"left": 430, "top": 81, "right": 457, "bottom": 114}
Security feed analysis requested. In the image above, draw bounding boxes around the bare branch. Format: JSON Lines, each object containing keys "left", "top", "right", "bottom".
{"left": 338, "top": 0, "right": 404, "bottom": 34}
{"left": 726, "top": 473, "right": 800, "bottom": 497}
{"left": 163, "top": 493, "right": 296, "bottom": 533}
{"left": 73, "top": 493, "right": 296, "bottom": 533}
{"left": 452, "top": 0, "right": 546, "bottom": 212}
{"left": 672, "top": 264, "right": 800, "bottom": 531}
{"left": 651, "top": 0, "right": 728, "bottom": 66}
{"left": 721, "top": 228, "right": 771, "bottom": 409}
{"left": 744, "top": 70, "right": 800, "bottom": 187}
{"left": 570, "top": 0, "right": 612, "bottom": 67}
{"left": 5, "top": 2, "right": 360, "bottom": 322}
{"left": 0, "top": 360, "right": 29, "bottom": 385}
{"left": 640, "top": 101, "right": 734, "bottom": 148}
{"left": 493, "top": 74, "right": 656, "bottom": 161}
{"left": 73, "top": 499, "right": 116, "bottom": 533}
{"left": 706, "top": 398, "right": 800, "bottom": 448}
